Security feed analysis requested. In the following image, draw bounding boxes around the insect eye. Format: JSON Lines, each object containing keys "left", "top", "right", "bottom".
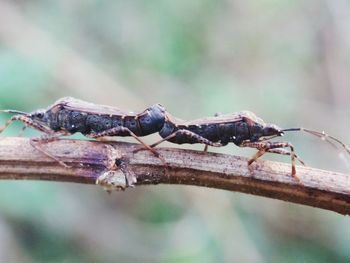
{"left": 36, "top": 112, "right": 44, "bottom": 118}
{"left": 267, "top": 128, "right": 275, "bottom": 133}
{"left": 263, "top": 126, "right": 279, "bottom": 136}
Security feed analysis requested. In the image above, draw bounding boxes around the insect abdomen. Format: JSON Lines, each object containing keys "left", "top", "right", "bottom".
{"left": 185, "top": 123, "right": 237, "bottom": 145}
{"left": 68, "top": 111, "right": 89, "bottom": 133}
{"left": 123, "top": 116, "right": 140, "bottom": 135}
{"left": 86, "top": 114, "right": 112, "bottom": 134}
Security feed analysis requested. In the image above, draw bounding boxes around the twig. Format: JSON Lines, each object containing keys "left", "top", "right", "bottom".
{"left": 0, "top": 137, "right": 349, "bottom": 215}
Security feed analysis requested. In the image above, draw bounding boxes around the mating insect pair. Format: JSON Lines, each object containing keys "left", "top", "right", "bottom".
{"left": 0, "top": 97, "right": 349, "bottom": 181}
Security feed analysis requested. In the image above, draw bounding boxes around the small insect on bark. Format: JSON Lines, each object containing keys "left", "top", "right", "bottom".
{"left": 150, "top": 111, "right": 350, "bottom": 181}
{"left": 0, "top": 97, "right": 167, "bottom": 167}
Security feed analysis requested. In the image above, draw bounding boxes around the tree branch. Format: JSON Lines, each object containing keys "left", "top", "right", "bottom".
{"left": 0, "top": 137, "right": 349, "bottom": 215}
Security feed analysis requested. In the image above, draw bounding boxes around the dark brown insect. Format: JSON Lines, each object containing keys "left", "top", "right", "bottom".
{"left": 150, "top": 111, "right": 350, "bottom": 180}
{"left": 0, "top": 97, "right": 167, "bottom": 166}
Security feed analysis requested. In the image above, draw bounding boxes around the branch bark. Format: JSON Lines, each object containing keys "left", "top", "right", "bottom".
{"left": 0, "top": 137, "right": 349, "bottom": 215}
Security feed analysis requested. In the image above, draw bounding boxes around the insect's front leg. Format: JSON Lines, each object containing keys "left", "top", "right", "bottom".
{"left": 240, "top": 141, "right": 299, "bottom": 178}
{"left": 265, "top": 148, "right": 305, "bottom": 166}
{"left": 18, "top": 125, "right": 28, "bottom": 137}
{"left": 30, "top": 131, "right": 71, "bottom": 168}
{"left": 0, "top": 114, "right": 71, "bottom": 167}
{"left": 31, "top": 130, "right": 70, "bottom": 143}
{"left": 0, "top": 115, "right": 50, "bottom": 134}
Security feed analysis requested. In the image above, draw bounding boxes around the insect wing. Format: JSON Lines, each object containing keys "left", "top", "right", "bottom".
{"left": 183, "top": 114, "right": 244, "bottom": 126}
{"left": 56, "top": 97, "right": 129, "bottom": 115}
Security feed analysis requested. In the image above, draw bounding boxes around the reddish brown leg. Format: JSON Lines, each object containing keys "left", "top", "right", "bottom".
{"left": 241, "top": 141, "right": 299, "bottom": 179}
{"left": 18, "top": 125, "right": 28, "bottom": 137}
{"left": 0, "top": 115, "right": 71, "bottom": 167}
{"left": 247, "top": 149, "right": 266, "bottom": 165}
{"left": 150, "top": 129, "right": 223, "bottom": 148}
{"left": 266, "top": 148, "right": 305, "bottom": 166}
{"left": 30, "top": 131, "right": 71, "bottom": 168}
{"left": 203, "top": 145, "right": 209, "bottom": 152}
{"left": 88, "top": 126, "right": 169, "bottom": 167}
{"left": 0, "top": 115, "right": 50, "bottom": 134}
{"left": 88, "top": 126, "right": 159, "bottom": 156}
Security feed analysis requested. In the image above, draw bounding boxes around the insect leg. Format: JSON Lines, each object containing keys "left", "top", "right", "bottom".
{"left": 0, "top": 116, "right": 19, "bottom": 134}
{"left": 265, "top": 148, "right": 306, "bottom": 166}
{"left": 30, "top": 131, "right": 71, "bottom": 168}
{"left": 18, "top": 125, "right": 28, "bottom": 137}
{"left": 0, "top": 115, "right": 50, "bottom": 134}
{"left": 1, "top": 115, "right": 70, "bottom": 167}
{"left": 241, "top": 141, "right": 299, "bottom": 178}
{"left": 88, "top": 126, "right": 163, "bottom": 159}
{"left": 150, "top": 129, "right": 223, "bottom": 148}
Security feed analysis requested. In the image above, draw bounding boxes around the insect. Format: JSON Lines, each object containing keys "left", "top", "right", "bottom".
{"left": 149, "top": 110, "right": 350, "bottom": 180}
{"left": 0, "top": 97, "right": 167, "bottom": 165}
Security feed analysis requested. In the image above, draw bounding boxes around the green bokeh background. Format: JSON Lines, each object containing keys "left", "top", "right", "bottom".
{"left": 1, "top": 1, "right": 350, "bottom": 262}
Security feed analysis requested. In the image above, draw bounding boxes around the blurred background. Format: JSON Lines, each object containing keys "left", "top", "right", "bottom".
{"left": 0, "top": 0, "right": 350, "bottom": 262}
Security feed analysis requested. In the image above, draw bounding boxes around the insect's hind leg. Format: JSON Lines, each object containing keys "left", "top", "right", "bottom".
{"left": 241, "top": 141, "right": 299, "bottom": 179}
{"left": 150, "top": 129, "right": 223, "bottom": 148}
{"left": 88, "top": 126, "right": 163, "bottom": 160}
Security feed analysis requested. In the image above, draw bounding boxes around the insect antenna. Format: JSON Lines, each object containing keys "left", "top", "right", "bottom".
{"left": 282, "top": 128, "right": 350, "bottom": 154}
{"left": 0, "top": 109, "right": 29, "bottom": 115}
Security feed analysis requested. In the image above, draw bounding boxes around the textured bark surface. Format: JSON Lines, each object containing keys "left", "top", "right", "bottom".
{"left": 0, "top": 137, "right": 349, "bottom": 215}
